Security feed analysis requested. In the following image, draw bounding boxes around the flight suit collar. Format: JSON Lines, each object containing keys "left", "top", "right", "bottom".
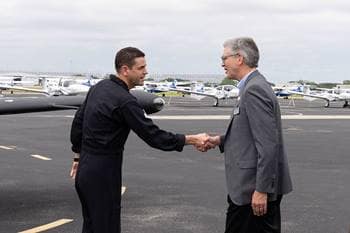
{"left": 109, "top": 74, "right": 129, "bottom": 91}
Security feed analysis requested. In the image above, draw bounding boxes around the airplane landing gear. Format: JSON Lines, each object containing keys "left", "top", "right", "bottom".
{"left": 343, "top": 101, "right": 349, "bottom": 108}
{"left": 213, "top": 99, "right": 219, "bottom": 107}
{"left": 325, "top": 101, "right": 330, "bottom": 107}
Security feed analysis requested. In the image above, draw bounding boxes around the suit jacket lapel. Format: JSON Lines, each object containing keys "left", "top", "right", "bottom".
{"left": 224, "top": 70, "right": 261, "bottom": 143}
{"left": 239, "top": 70, "right": 260, "bottom": 95}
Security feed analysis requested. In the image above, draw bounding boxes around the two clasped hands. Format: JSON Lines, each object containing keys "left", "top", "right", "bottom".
{"left": 185, "top": 133, "right": 221, "bottom": 152}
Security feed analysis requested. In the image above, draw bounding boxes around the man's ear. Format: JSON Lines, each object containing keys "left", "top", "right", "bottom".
{"left": 237, "top": 56, "right": 244, "bottom": 65}
{"left": 120, "top": 65, "right": 129, "bottom": 76}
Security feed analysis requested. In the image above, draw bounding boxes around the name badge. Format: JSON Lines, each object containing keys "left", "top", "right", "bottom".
{"left": 233, "top": 107, "right": 240, "bottom": 116}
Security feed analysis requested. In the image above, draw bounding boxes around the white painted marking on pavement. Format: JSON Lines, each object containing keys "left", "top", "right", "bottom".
{"left": 29, "top": 115, "right": 74, "bottom": 118}
{"left": 0, "top": 145, "right": 15, "bottom": 150}
{"left": 282, "top": 115, "right": 350, "bottom": 120}
{"left": 30, "top": 154, "right": 52, "bottom": 161}
{"left": 122, "top": 186, "right": 126, "bottom": 195}
{"left": 148, "top": 115, "right": 350, "bottom": 120}
{"left": 17, "top": 114, "right": 350, "bottom": 120}
{"left": 18, "top": 219, "right": 73, "bottom": 233}
{"left": 149, "top": 115, "right": 230, "bottom": 120}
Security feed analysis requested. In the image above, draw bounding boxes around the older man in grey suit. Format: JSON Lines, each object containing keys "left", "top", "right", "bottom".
{"left": 208, "top": 37, "right": 292, "bottom": 233}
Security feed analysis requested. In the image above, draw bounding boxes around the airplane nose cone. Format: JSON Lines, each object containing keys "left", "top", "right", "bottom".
{"left": 153, "top": 97, "right": 165, "bottom": 111}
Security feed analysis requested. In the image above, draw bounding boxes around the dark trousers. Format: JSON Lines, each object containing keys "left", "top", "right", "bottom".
{"left": 225, "top": 195, "right": 283, "bottom": 233}
{"left": 75, "top": 153, "right": 123, "bottom": 233}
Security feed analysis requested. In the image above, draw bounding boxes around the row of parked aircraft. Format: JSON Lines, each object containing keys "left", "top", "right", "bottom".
{"left": 137, "top": 80, "right": 240, "bottom": 106}
{"left": 0, "top": 75, "right": 240, "bottom": 107}
{"left": 0, "top": 74, "right": 165, "bottom": 114}
{"left": 1, "top": 73, "right": 350, "bottom": 108}
{"left": 0, "top": 74, "right": 97, "bottom": 97}
{"left": 288, "top": 86, "right": 350, "bottom": 108}
{"left": 273, "top": 84, "right": 350, "bottom": 108}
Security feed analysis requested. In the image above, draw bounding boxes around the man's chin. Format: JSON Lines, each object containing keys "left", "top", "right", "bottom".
{"left": 226, "top": 74, "right": 237, "bottom": 80}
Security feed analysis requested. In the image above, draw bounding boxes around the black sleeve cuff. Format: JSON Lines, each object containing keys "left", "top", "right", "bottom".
{"left": 219, "top": 135, "right": 225, "bottom": 153}
{"left": 175, "top": 134, "right": 186, "bottom": 152}
{"left": 71, "top": 145, "right": 81, "bottom": 154}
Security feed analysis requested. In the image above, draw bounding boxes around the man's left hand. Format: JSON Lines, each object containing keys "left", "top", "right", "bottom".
{"left": 70, "top": 161, "right": 79, "bottom": 179}
{"left": 251, "top": 191, "right": 267, "bottom": 216}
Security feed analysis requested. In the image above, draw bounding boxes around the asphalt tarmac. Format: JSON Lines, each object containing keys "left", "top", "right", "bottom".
{"left": 0, "top": 97, "right": 349, "bottom": 233}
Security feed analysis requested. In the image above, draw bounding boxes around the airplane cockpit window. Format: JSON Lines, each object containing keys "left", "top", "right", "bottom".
{"left": 63, "top": 80, "right": 73, "bottom": 87}
{"left": 224, "top": 86, "right": 233, "bottom": 91}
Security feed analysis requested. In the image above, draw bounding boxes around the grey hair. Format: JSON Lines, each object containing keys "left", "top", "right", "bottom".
{"left": 223, "top": 37, "right": 259, "bottom": 68}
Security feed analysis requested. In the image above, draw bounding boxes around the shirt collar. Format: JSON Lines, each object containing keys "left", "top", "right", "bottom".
{"left": 237, "top": 69, "right": 256, "bottom": 94}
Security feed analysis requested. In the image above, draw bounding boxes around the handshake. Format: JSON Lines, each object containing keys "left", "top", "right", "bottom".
{"left": 186, "top": 133, "right": 221, "bottom": 152}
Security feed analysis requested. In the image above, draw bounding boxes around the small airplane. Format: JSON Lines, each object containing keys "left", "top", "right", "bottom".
{"left": 273, "top": 84, "right": 305, "bottom": 98}
{"left": 0, "top": 76, "right": 102, "bottom": 96}
{"left": 169, "top": 84, "right": 239, "bottom": 106}
{"left": 288, "top": 86, "right": 350, "bottom": 108}
{"left": 143, "top": 80, "right": 192, "bottom": 93}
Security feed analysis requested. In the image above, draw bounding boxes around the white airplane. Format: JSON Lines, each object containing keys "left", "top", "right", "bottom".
{"left": 143, "top": 80, "right": 192, "bottom": 93}
{"left": 0, "top": 76, "right": 102, "bottom": 96}
{"left": 316, "top": 86, "right": 350, "bottom": 95}
{"left": 288, "top": 86, "right": 350, "bottom": 108}
{"left": 273, "top": 84, "right": 305, "bottom": 98}
{"left": 0, "top": 73, "right": 39, "bottom": 87}
{"left": 170, "top": 84, "right": 239, "bottom": 106}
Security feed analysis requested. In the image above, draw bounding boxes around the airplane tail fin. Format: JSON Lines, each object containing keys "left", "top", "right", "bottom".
{"left": 192, "top": 83, "right": 204, "bottom": 92}
{"left": 295, "top": 85, "right": 310, "bottom": 94}
{"left": 41, "top": 77, "right": 60, "bottom": 96}
{"left": 41, "top": 77, "right": 51, "bottom": 94}
{"left": 170, "top": 80, "right": 177, "bottom": 88}
{"left": 83, "top": 75, "right": 93, "bottom": 87}
{"left": 303, "top": 85, "right": 310, "bottom": 94}
{"left": 296, "top": 85, "right": 304, "bottom": 93}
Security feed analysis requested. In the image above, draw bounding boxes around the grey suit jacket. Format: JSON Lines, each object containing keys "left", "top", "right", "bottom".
{"left": 219, "top": 70, "right": 292, "bottom": 205}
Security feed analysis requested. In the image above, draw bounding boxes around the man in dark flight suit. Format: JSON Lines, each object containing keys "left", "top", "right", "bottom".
{"left": 69, "top": 47, "right": 209, "bottom": 233}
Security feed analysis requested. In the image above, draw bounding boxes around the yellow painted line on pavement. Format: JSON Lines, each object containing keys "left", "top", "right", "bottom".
{"left": 0, "top": 145, "right": 16, "bottom": 150}
{"left": 18, "top": 219, "right": 73, "bottom": 233}
{"left": 122, "top": 186, "right": 126, "bottom": 195}
{"left": 30, "top": 154, "right": 52, "bottom": 161}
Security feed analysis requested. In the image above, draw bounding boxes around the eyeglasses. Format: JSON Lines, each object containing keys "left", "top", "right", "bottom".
{"left": 221, "top": 53, "right": 240, "bottom": 62}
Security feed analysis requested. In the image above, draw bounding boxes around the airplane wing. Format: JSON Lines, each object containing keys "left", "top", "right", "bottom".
{"left": 169, "top": 88, "right": 220, "bottom": 106}
{"left": 287, "top": 90, "right": 332, "bottom": 101}
{"left": 169, "top": 88, "right": 217, "bottom": 98}
{"left": 0, "top": 91, "right": 164, "bottom": 115}
{"left": 0, "top": 96, "right": 84, "bottom": 114}
{"left": 315, "top": 88, "right": 331, "bottom": 91}
{"left": 0, "top": 84, "right": 49, "bottom": 95}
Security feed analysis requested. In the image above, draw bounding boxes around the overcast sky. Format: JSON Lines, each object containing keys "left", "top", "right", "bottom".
{"left": 1, "top": 0, "right": 350, "bottom": 83}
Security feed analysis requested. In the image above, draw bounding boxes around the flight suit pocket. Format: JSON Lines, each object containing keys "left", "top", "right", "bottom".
{"left": 237, "top": 159, "right": 257, "bottom": 169}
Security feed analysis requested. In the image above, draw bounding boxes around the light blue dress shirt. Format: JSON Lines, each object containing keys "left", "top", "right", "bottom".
{"left": 237, "top": 69, "right": 256, "bottom": 95}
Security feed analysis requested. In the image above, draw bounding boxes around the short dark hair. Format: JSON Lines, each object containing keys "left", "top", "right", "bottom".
{"left": 114, "top": 47, "right": 145, "bottom": 73}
